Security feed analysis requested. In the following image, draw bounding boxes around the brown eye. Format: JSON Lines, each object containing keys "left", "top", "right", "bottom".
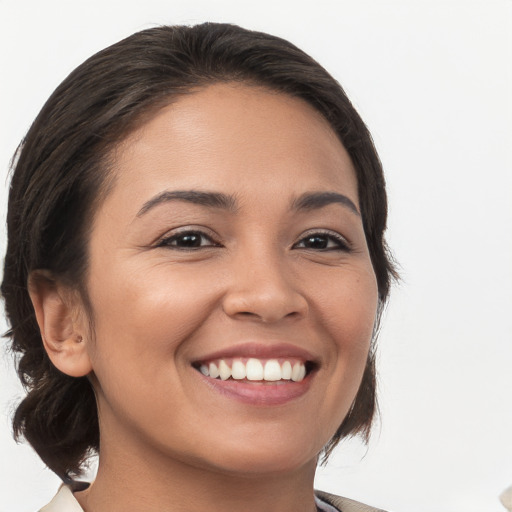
{"left": 294, "top": 231, "right": 351, "bottom": 252}
{"left": 158, "top": 231, "right": 219, "bottom": 249}
{"left": 302, "top": 235, "right": 330, "bottom": 249}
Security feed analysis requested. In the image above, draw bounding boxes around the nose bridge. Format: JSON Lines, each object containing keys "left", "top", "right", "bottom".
{"left": 222, "top": 239, "right": 307, "bottom": 323}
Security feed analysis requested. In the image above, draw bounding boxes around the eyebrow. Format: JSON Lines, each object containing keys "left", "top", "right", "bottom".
{"left": 291, "top": 191, "right": 360, "bottom": 216}
{"left": 137, "top": 190, "right": 238, "bottom": 217}
{"left": 137, "top": 189, "right": 360, "bottom": 218}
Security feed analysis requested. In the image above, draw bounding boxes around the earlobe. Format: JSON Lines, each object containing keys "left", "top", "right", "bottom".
{"left": 28, "top": 270, "right": 93, "bottom": 378}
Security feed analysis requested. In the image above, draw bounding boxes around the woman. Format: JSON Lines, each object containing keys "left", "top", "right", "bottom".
{"left": 2, "top": 23, "right": 395, "bottom": 512}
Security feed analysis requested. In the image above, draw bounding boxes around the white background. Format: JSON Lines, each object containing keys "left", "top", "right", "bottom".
{"left": 1, "top": 1, "right": 511, "bottom": 511}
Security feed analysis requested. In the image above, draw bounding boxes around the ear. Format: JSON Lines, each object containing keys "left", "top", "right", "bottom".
{"left": 28, "top": 270, "right": 93, "bottom": 377}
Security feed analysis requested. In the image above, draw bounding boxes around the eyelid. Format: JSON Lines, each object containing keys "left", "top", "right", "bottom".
{"left": 293, "top": 229, "right": 352, "bottom": 251}
{"left": 155, "top": 226, "right": 221, "bottom": 248}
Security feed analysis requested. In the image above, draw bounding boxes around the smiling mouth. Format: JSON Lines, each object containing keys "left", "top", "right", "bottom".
{"left": 193, "top": 357, "right": 315, "bottom": 383}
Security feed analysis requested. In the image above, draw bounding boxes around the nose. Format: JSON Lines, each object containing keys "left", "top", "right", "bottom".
{"left": 222, "top": 249, "right": 308, "bottom": 324}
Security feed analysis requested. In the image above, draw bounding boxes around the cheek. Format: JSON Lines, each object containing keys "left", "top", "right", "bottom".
{"left": 82, "top": 265, "right": 221, "bottom": 434}
{"left": 84, "top": 263, "right": 223, "bottom": 377}
{"left": 314, "top": 264, "right": 378, "bottom": 348}
{"left": 313, "top": 266, "right": 378, "bottom": 417}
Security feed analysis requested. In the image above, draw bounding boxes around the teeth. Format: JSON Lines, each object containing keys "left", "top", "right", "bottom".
{"left": 281, "top": 361, "right": 292, "bottom": 380}
{"left": 219, "top": 360, "right": 231, "bottom": 381}
{"left": 291, "top": 362, "right": 306, "bottom": 382}
{"left": 198, "top": 358, "right": 307, "bottom": 382}
{"left": 231, "top": 360, "right": 246, "bottom": 380}
{"left": 246, "top": 358, "right": 264, "bottom": 381}
{"left": 209, "top": 362, "right": 220, "bottom": 379}
{"left": 263, "top": 359, "right": 282, "bottom": 381}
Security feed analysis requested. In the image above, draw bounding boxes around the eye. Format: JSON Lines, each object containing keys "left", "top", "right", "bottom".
{"left": 293, "top": 231, "right": 351, "bottom": 252}
{"left": 157, "top": 230, "right": 220, "bottom": 250}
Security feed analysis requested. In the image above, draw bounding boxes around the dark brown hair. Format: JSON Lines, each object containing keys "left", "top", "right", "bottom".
{"left": 2, "top": 23, "right": 395, "bottom": 480}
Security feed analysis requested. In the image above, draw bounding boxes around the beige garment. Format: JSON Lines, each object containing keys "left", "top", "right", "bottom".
{"left": 500, "top": 484, "right": 512, "bottom": 512}
{"left": 39, "top": 485, "right": 84, "bottom": 512}
{"left": 317, "top": 490, "right": 387, "bottom": 512}
{"left": 39, "top": 484, "right": 387, "bottom": 512}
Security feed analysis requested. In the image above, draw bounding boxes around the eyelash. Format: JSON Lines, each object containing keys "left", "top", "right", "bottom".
{"left": 157, "top": 230, "right": 220, "bottom": 250}
{"left": 157, "top": 228, "right": 351, "bottom": 253}
{"left": 292, "top": 230, "right": 352, "bottom": 252}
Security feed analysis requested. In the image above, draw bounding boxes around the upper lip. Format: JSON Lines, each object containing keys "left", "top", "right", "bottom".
{"left": 192, "top": 342, "right": 319, "bottom": 365}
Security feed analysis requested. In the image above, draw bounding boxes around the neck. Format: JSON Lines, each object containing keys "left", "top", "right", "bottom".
{"left": 75, "top": 435, "right": 319, "bottom": 512}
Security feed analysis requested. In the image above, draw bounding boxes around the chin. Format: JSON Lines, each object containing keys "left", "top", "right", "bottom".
{"left": 200, "top": 436, "right": 320, "bottom": 477}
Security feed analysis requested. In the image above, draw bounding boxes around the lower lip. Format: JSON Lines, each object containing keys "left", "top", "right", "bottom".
{"left": 196, "top": 372, "right": 313, "bottom": 406}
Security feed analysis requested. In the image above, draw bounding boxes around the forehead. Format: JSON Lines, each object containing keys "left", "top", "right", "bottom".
{"left": 106, "top": 83, "right": 358, "bottom": 212}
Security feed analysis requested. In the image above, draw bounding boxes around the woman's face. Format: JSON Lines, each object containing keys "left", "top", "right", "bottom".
{"left": 80, "top": 83, "right": 378, "bottom": 475}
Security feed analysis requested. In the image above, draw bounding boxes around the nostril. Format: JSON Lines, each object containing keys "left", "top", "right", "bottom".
{"left": 236, "top": 311, "right": 259, "bottom": 319}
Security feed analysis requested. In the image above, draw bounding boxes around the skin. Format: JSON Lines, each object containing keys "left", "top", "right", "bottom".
{"left": 33, "top": 84, "right": 378, "bottom": 512}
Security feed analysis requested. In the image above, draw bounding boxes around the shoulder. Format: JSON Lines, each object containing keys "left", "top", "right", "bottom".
{"left": 315, "top": 490, "right": 388, "bottom": 512}
{"left": 39, "top": 484, "right": 86, "bottom": 512}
